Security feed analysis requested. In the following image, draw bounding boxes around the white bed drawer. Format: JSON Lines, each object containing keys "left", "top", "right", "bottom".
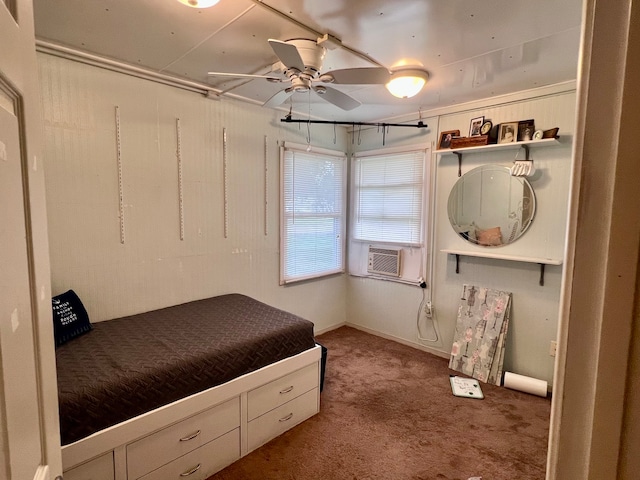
{"left": 247, "top": 388, "right": 319, "bottom": 452}
{"left": 127, "top": 397, "right": 240, "bottom": 479}
{"left": 137, "top": 428, "right": 240, "bottom": 480}
{"left": 64, "top": 452, "right": 114, "bottom": 480}
{"left": 247, "top": 362, "right": 318, "bottom": 421}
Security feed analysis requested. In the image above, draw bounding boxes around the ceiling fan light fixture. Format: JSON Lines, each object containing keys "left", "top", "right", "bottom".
{"left": 385, "top": 68, "right": 429, "bottom": 98}
{"left": 177, "top": 0, "right": 220, "bottom": 8}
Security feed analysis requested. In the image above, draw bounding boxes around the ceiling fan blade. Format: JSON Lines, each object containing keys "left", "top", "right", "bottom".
{"left": 321, "top": 67, "right": 391, "bottom": 85}
{"left": 314, "top": 86, "right": 361, "bottom": 111}
{"left": 263, "top": 89, "right": 294, "bottom": 108}
{"left": 268, "top": 39, "right": 305, "bottom": 71}
{"left": 207, "top": 71, "right": 282, "bottom": 82}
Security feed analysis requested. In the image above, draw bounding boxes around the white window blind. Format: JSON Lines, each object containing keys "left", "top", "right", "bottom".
{"left": 281, "top": 145, "right": 346, "bottom": 284}
{"left": 352, "top": 149, "right": 426, "bottom": 245}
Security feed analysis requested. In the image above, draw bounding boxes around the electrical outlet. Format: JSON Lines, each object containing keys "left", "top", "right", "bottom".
{"left": 549, "top": 340, "right": 557, "bottom": 357}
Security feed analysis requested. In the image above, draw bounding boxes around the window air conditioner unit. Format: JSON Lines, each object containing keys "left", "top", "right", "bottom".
{"left": 367, "top": 246, "right": 402, "bottom": 277}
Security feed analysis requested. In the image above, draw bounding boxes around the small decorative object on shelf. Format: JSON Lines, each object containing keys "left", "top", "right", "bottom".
{"left": 488, "top": 123, "right": 500, "bottom": 144}
{"left": 533, "top": 129, "right": 544, "bottom": 140}
{"left": 518, "top": 119, "right": 535, "bottom": 141}
{"left": 542, "top": 127, "right": 559, "bottom": 138}
{"left": 480, "top": 120, "right": 493, "bottom": 136}
{"left": 498, "top": 122, "right": 519, "bottom": 144}
{"left": 438, "top": 129, "right": 460, "bottom": 149}
{"left": 469, "top": 116, "right": 484, "bottom": 137}
{"left": 450, "top": 135, "right": 489, "bottom": 148}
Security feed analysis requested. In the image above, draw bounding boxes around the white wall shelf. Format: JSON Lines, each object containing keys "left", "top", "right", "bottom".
{"left": 436, "top": 137, "right": 561, "bottom": 177}
{"left": 434, "top": 137, "right": 560, "bottom": 155}
{"left": 441, "top": 248, "right": 562, "bottom": 265}
{"left": 441, "top": 249, "right": 563, "bottom": 286}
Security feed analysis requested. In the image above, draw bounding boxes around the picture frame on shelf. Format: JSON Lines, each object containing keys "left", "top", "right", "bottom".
{"left": 498, "top": 122, "right": 518, "bottom": 144}
{"left": 488, "top": 123, "right": 500, "bottom": 144}
{"left": 469, "top": 116, "right": 484, "bottom": 137}
{"left": 480, "top": 120, "right": 493, "bottom": 136}
{"left": 438, "top": 129, "right": 460, "bottom": 149}
{"left": 518, "top": 119, "right": 536, "bottom": 141}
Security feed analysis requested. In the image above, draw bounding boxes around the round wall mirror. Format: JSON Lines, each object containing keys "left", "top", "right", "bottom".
{"left": 447, "top": 165, "right": 536, "bottom": 247}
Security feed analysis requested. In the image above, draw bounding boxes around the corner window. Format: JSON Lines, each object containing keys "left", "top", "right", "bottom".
{"left": 280, "top": 143, "right": 347, "bottom": 284}
{"left": 348, "top": 145, "right": 431, "bottom": 284}
{"left": 352, "top": 148, "right": 427, "bottom": 245}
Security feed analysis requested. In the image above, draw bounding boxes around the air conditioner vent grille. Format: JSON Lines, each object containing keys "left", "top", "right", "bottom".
{"left": 367, "top": 246, "right": 401, "bottom": 277}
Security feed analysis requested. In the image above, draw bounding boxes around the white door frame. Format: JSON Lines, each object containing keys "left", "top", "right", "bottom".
{"left": 0, "top": 0, "right": 62, "bottom": 478}
{"left": 547, "top": 0, "right": 640, "bottom": 478}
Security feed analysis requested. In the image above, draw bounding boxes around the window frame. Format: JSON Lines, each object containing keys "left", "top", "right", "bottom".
{"left": 279, "top": 142, "right": 347, "bottom": 285}
{"left": 350, "top": 144, "right": 430, "bottom": 248}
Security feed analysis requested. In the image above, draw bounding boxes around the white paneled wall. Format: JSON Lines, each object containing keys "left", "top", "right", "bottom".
{"left": 38, "top": 53, "right": 348, "bottom": 331}
{"left": 348, "top": 88, "right": 576, "bottom": 385}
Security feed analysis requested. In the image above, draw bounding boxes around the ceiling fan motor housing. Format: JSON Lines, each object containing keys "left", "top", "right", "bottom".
{"left": 289, "top": 76, "right": 311, "bottom": 93}
{"left": 286, "top": 39, "right": 326, "bottom": 76}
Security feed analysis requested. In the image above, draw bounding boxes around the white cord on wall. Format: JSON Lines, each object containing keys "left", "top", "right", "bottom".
{"left": 416, "top": 285, "right": 439, "bottom": 343}
{"left": 416, "top": 123, "right": 442, "bottom": 345}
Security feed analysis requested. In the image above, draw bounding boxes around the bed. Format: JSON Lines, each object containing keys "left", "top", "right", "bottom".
{"left": 55, "top": 293, "right": 322, "bottom": 480}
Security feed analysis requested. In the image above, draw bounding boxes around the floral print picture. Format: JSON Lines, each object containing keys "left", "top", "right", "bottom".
{"left": 449, "top": 285, "right": 512, "bottom": 385}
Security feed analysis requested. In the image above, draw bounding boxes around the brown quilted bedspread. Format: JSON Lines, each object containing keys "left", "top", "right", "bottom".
{"left": 55, "top": 293, "right": 316, "bottom": 445}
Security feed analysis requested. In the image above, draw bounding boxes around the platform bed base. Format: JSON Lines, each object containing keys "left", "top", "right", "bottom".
{"left": 63, "top": 345, "right": 322, "bottom": 480}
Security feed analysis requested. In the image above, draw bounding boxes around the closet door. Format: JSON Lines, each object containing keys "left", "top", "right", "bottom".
{"left": 0, "top": 0, "right": 61, "bottom": 479}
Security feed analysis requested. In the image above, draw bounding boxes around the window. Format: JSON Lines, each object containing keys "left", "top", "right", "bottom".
{"left": 352, "top": 147, "right": 427, "bottom": 245}
{"left": 280, "top": 143, "right": 347, "bottom": 284}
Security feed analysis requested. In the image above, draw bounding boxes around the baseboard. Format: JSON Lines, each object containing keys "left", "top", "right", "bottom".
{"left": 314, "top": 322, "right": 347, "bottom": 336}
{"left": 342, "top": 323, "right": 451, "bottom": 360}
{"left": 314, "top": 322, "right": 449, "bottom": 360}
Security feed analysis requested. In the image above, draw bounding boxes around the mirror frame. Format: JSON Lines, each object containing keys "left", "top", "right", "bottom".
{"left": 447, "top": 165, "right": 536, "bottom": 247}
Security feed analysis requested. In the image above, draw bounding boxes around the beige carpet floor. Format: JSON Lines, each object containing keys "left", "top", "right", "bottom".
{"left": 208, "top": 326, "right": 551, "bottom": 480}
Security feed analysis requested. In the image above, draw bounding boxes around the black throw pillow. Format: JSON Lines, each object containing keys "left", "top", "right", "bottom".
{"left": 52, "top": 289, "right": 92, "bottom": 347}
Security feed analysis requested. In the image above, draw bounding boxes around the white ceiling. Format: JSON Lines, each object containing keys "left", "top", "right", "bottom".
{"left": 32, "top": 0, "right": 584, "bottom": 123}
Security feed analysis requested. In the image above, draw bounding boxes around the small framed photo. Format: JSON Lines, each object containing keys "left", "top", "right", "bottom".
{"left": 438, "top": 129, "right": 460, "bottom": 149}
{"left": 469, "top": 116, "right": 484, "bottom": 137}
{"left": 498, "top": 122, "right": 518, "bottom": 144}
{"left": 518, "top": 119, "right": 535, "bottom": 142}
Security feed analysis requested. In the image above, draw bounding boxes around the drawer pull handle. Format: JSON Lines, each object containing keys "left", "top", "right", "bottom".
{"left": 279, "top": 385, "right": 294, "bottom": 394}
{"left": 180, "top": 464, "right": 201, "bottom": 477}
{"left": 279, "top": 412, "right": 294, "bottom": 422}
{"left": 179, "top": 430, "right": 201, "bottom": 442}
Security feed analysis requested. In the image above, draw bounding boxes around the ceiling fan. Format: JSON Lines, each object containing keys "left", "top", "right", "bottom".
{"left": 207, "top": 38, "right": 392, "bottom": 111}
